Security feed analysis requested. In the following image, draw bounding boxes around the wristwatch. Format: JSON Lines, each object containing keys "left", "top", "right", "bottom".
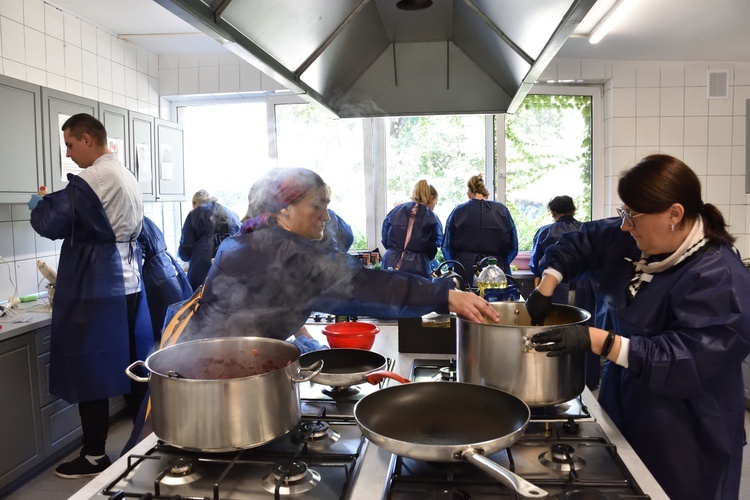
{"left": 601, "top": 331, "right": 617, "bottom": 358}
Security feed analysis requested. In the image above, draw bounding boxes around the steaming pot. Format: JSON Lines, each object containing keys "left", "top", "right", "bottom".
{"left": 126, "top": 337, "right": 322, "bottom": 452}
{"left": 457, "top": 302, "right": 590, "bottom": 407}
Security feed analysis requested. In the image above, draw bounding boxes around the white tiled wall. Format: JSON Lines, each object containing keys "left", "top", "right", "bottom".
{"left": 0, "top": 0, "right": 159, "bottom": 114}
{"left": 543, "top": 58, "right": 750, "bottom": 257}
{"left": 0, "top": 0, "right": 180, "bottom": 303}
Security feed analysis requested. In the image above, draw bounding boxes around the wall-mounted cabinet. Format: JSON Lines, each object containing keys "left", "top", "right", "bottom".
{"left": 155, "top": 118, "right": 186, "bottom": 201}
{"left": 0, "top": 74, "right": 184, "bottom": 205}
{"left": 41, "top": 88, "right": 98, "bottom": 194}
{"left": 129, "top": 111, "right": 157, "bottom": 201}
{"left": 0, "top": 75, "right": 46, "bottom": 204}
{"left": 99, "top": 103, "right": 130, "bottom": 174}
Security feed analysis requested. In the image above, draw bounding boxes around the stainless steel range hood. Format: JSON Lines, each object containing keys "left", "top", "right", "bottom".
{"left": 155, "top": 0, "right": 598, "bottom": 118}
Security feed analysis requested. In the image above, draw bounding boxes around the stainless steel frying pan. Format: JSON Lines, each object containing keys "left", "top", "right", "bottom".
{"left": 299, "top": 348, "right": 410, "bottom": 387}
{"left": 353, "top": 381, "right": 547, "bottom": 498}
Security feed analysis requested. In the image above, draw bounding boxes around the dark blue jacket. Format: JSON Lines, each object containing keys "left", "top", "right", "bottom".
{"left": 540, "top": 217, "right": 750, "bottom": 500}
{"left": 442, "top": 198, "right": 518, "bottom": 284}
{"left": 530, "top": 214, "right": 596, "bottom": 308}
{"left": 381, "top": 201, "right": 442, "bottom": 278}
{"left": 138, "top": 217, "right": 193, "bottom": 341}
{"left": 178, "top": 201, "right": 241, "bottom": 290}
{"left": 182, "top": 225, "right": 451, "bottom": 342}
{"left": 321, "top": 209, "right": 354, "bottom": 252}
{"left": 30, "top": 176, "right": 153, "bottom": 403}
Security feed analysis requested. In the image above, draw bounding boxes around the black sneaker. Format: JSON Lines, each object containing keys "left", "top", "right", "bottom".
{"left": 54, "top": 454, "right": 112, "bottom": 479}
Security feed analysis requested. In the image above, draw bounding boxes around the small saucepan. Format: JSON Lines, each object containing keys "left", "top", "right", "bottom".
{"left": 299, "top": 348, "right": 410, "bottom": 388}
{"left": 354, "top": 382, "right": 547, "bottom": 498}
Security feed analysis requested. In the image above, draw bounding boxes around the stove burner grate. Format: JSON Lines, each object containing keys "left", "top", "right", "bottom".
{"left": 261, "top": 460, "right": 322, "bottom": 495}
{"left": 292, "top": 420, "right": 342, "bottom": 449}
{"left": 158, "top": 457, "right": 202, "bottom": 486}
{"left": 322, "top": 385, "right": 361, "bottom": 398}
{"left": 539, "top": 443, "right": 586, "bottom": 472}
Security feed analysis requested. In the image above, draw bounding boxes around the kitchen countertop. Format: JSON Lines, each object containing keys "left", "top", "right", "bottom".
{"left": 70, "top": 321, "right": 669, "bottom": 500}
{"left": 0, "top": 300, "right": 52, "bottom": 340}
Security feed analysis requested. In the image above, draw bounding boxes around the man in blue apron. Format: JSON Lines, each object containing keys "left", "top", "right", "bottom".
{"left": 30, "top": 113, "right": 151, "bottom": 479}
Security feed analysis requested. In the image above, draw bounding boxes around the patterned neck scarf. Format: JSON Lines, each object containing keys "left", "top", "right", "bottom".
{"left": 626, "top": 216, "right": 708, "bottom": 298}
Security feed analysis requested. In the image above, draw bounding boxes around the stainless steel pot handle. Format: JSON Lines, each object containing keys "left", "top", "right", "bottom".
{"left": 292, "top": 359, "right": 324, "bottom": 383}
{"left": 125, "top": 360, "right": 149, "bottom": 383}
{"left": 462, "top": 449, "right": 548, "bottom": 498}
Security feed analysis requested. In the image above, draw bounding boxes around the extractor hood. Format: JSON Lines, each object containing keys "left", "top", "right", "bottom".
{"left": 155, "top": 0, "right": 598, "bottom": 118}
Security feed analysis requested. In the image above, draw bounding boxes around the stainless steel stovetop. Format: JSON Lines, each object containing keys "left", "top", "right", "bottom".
{"left": 97, "top": 368, "right": 395, "bottom": 500}
{"left": 388, "top": 359, "right": 651, "bottom": 499}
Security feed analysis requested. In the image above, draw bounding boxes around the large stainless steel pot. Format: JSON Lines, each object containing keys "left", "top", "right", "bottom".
{"left": 457, "top": 302, "right": 590, "bottom": 407}
{"left": 126, "top": 337, "right": 322, "bottom": 452}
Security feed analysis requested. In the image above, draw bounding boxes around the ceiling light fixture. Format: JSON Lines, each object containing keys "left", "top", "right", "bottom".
{"left": 589, "top": 0, "right": 639, "bottom": 44}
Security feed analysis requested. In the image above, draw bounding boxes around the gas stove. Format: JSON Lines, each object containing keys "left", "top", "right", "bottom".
{"left": 410, "top": 358, "right": 593, "bottom": 421}
{"left": 97, "top": 369, "right": 394, "bottom": 499}
{"left": 387, "top": 359, "right": 651, "bottom": 499}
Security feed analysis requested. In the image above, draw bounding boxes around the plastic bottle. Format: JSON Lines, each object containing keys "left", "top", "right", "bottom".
{"left": 477, "top": 257, "right": 507, "bottom": 302}
{"left": 37, "top": 259, "right": 57, "bottom": 284}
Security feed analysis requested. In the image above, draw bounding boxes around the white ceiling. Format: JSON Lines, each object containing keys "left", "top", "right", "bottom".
{"left": 47, "top": 0, "right": 750, "bottom": 62}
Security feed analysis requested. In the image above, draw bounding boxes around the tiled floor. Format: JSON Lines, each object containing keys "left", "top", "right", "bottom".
{"left": 6, "top": 411, "right": 750, "bottom": 499}
{"left": 4, "top": 417, "right": 134, "bottom": 500}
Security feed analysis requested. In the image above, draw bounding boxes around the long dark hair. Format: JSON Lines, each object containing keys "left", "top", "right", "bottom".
{"left": 618, "top": 154, "right": 734, "bottom": 245}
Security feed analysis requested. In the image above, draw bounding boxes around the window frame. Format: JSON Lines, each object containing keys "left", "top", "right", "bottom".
{"left": 171, "top": 85, "right": 603, "bottom": 251}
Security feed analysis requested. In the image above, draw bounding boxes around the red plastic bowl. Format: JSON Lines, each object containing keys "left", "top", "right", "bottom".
{"left": 322, "top": 322, "right": 380, "bottom": 350}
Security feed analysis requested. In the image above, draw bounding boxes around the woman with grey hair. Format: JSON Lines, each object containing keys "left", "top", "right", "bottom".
{"left": 174, "top": 168, "right": 499, "bottom": 344}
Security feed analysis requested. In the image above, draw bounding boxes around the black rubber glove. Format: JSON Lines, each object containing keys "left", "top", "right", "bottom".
{"left": 526, "top": 289, "right": 553, "bottom": 326}
{"left": 531, "top": 324, "right": 591, "bottom": 357}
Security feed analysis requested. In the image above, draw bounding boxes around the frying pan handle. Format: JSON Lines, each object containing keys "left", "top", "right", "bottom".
{"left": 292, "top": 360, "right": 325, "bottom": 383}
{"left": 365, "top": 370, "right": 411, "bottom": 385}
{"left": 462, "top": 449, "right": 548, "bottom": 498}
{"left": 125, "top": 360, "right": 149, "bottom": 383}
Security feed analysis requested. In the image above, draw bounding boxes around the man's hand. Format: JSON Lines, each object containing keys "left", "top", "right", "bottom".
{"left": 531, "top": 324, "right": 591, "bottom": 357}
{"left": 448, "top": 289, "right": 500, "bottom": 323}
{"left": 526, "top": 289, "right": 553, "bottom": 326}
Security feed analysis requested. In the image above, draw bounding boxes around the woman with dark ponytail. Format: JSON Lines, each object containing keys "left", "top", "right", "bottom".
{"left": 526, "top": 154, "right": 750, "bottom": 499}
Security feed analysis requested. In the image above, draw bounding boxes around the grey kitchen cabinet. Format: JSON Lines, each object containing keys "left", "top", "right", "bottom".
{"left": 35, "top": 327, "right": 82, "bottom": 458}
{"left": 0, "top": 333, "right": 44, "bottom": 491}
{"left": 41, "top": 88, "right": 98, "bottom": 194}
{"left": 129, "top": 110, "right": 157, "bottom": 201}
{"left": 0, "top": 75, "right": 45, "bottom": 204}
{"left": 154, "top": 118, "right": 186, "bottom": 201}
{"left": 99, "top": 103, "right": 130, "bottom": 175}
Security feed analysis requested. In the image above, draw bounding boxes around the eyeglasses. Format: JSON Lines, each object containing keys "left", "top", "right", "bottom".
{"left": 616, "top": 208, "right": 645, "bottom": 227}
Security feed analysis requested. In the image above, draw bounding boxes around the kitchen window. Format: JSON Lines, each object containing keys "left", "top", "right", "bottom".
{"left": 177, "top": 86, "right": 599, "bottom": 253}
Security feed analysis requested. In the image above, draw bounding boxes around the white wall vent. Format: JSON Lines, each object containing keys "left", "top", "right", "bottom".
{"left": 707, "top": 70, "right": 730, "bottom": 99}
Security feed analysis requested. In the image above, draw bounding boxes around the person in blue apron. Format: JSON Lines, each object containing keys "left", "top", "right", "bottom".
{"left": 321, "top": 208, "right": 354, "bottom": 252}
{"left": 442, "top": 174, "right": 518, "bottom": 287}
{"left": 138, "top": 216, "right": 193, "bottom": 342}
{"left": 381, "top": 179, "right": 442, "bottom": 278}
{"left": 175, "top": 168, "right": 499, "bottom": 345}
{"left": 526, "top": 154, "right": 750, "bottom": 499}
{"left": 530, "top": 195, "right": 599, "bottom": 388}
{"left": 29, "top": 113, "right": 152, "bottom": 479}
{"left": 178, "top": 190, "right": 241, "bottom": 290}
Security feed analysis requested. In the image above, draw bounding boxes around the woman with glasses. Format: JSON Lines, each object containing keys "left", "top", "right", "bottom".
{"left": 524, "top": 154, "right": 750, "bottom": 500}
